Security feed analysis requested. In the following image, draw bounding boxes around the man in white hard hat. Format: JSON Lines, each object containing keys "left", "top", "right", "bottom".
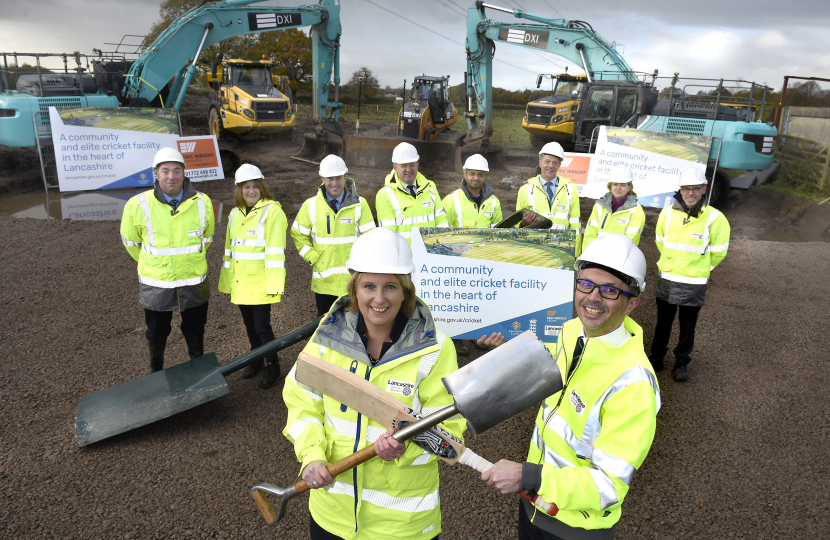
{"left": 375, "top": 142, "right": 449, "bottom": 245}
{"left": 291, "top": 154, "right": 376, "bottom": 316}
{"left": 121, "top": 147, "right": 215, "bottom": 373}
{"left": 516, "top": 141, "right": 582, "bottom": 254}
{"left": 651, "top": 168, "right": 730, "bottom": 382}
{"left": 481, "top": 234, "right": 660, "bottom": 540}
{"left": 442, "top": 153, "right": 504, "bottom": 355}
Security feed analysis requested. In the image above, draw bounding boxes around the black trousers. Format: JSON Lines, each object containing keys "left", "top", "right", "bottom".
{"left": 144, "top": 302, "right": 208, "bottom": 342}
{"left": 651, "top": 297, "right": 702, "bottom": 367}
{"left": 238, "top": 304, "right": 276, "bottom": 350}
{"left": 315, "top": 293, "right": 340, "bottom": 316}
{"left": 310, "top": 516, "right": 439, "bottom": 540}
{"left": 518, "top": 500, "right": 566, "bottom": 540}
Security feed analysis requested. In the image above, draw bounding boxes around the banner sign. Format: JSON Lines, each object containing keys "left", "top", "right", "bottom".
{"left": 174, "top": 136, "right": 223, "bottom": 182}
{"left": 580, "top": 126, "right": 713, "bottom": 208}
{"left": 559, "top": 152, "right": 591, "bottom": 193}
{"left": 50, "top": 107, "right": 224, "bottom": 192}
{"left": 411, "top": 227, "right": 576, "bottom": 344}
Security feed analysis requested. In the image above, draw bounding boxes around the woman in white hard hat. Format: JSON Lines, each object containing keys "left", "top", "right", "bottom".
{"left": 582, "top": 164, "right": 646, "bottom": 249}
{"left": 283, "top": 227, "right": 464, "bottom": 540}
{"left": 218, "top": 164, "right": 288, "bottom": 389}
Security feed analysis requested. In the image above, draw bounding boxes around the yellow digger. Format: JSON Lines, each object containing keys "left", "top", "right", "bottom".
{"left": 206, "top": 59, "right": 295, "bottom": 140}
{"left": 397, "top": 75, "right": 458, "bottom": 140}
{"left": 522, "top": 73, "right": 586, "bottom": 150}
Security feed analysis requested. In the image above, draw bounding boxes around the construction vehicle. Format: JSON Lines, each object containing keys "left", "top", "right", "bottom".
{"left": 206, "top": 58, "right": 295, "bottom": 140}
{"left": 523, "top": 72, "right": 586, "bottom": 148}
{"left": 466, "top": 2, "right": 778, "bottom": 198}
{"left": 397, "top": 75, "right": 458, "bottom": 140}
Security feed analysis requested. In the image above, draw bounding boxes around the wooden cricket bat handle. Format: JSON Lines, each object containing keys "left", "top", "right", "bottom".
{"left": 295, "top": 444, "right": 379, "bottom": 494}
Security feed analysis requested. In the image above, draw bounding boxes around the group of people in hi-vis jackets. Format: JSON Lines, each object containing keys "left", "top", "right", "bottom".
{"left": 119, "top": 143, "right": 731, "bottom": 539}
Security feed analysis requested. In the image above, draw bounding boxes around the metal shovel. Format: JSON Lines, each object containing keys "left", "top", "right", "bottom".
{"left": 74, "top": 315, "right": 323, "bottom": 446}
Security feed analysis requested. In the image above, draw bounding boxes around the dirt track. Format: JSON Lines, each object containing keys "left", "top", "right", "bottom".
{"left": 1, "top": 95, "right": 830, "bottom": 539}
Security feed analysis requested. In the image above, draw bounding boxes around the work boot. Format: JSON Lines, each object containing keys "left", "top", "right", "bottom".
{"left": 184, "top": 334, "right": 204, "bottom": 360}
{"left": 240, "top": 358, "right": 264, "bottom": 379}
{"left": 260, "top": 356, "right": 281, "bottom": 389}
{"left": 649, "top": 354, "right": 664, "bottom": 373}
{"left": 148, "top": 339, "right": 166, "bottom": 374}
{"left": 454, "top": 339, "right": 470, "bottom": 357}
{"left": 672, "top": 364, "right": 689, "bottom": 382}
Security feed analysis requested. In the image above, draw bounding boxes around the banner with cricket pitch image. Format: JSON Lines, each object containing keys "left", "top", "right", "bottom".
{"left": 411, "top": 227, "right": 576, "bottom": 344}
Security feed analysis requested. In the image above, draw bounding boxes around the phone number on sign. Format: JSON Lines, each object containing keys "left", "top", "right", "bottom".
{"left": 188, "top": 168, "right": 219, "bottom": 177}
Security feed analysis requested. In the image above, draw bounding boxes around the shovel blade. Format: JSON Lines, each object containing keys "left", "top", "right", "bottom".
{"left": 75, "top": 354, "right": 230, "bottom": 446}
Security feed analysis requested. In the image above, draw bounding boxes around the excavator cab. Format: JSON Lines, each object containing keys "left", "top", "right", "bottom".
{"left": 523, "top": 74, "right": 587, "bottom": 149}
{"left": 397, "top": 75, "right": 457, "bottom": 140}
{"left": 572, "top": 81, "right": 657, "bottom": 152}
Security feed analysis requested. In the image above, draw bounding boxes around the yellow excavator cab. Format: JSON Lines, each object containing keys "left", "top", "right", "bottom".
{"left": 523, "top": 73, "right": 587, "bottom": 149}
{"left": 397, "top": 75, "right": 458, "bottom": 141}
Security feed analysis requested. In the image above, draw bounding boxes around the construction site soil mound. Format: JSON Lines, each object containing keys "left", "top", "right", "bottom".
{"left": 2, "top": 93, "right": 830, "bottom": 539}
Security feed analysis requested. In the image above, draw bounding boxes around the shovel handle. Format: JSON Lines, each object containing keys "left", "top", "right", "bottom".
{"left": 295, "top": 444, "right": 379, "bottom": 494}
{"left": 251, "top": 490, "right": 278, "bottom": 524}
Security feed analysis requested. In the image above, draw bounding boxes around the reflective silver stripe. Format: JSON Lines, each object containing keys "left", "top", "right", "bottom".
{"left": 227, "top": 208, "right": 237, "bottom": 239}
{"left": 141, "top": 244, "right": 202, "bottom": 256}
{"left": 384, "top": 186, "right": 404, "bottom": 223}
{"left": 264, "top": 261, "right": 285, "bottom": 268}
{"left": 365, "top": 424, "right": 386, "bottom": 443}
{"left": 257, "top": 203, "right": 272, "bottom": 239}
{"left": 568, "top": 217, "right": 580, "bottom": 224}
{"left": 526, "top": 183, "right": 536, "bottom": 212}
{"left": 588, "top": 220, "right": 600, "bottom": 228}
{"left": 435, "top": 223, "right": 449, "bottom": 228}
{"left": 411, "top": 451, "right": 432, "bottom": 466}
{"left": 564, "top": 182, "right": 572, "bottom": 217}
{"left": 361, "top": 487, "right": 439, "bottom": 514}
{"left": 592, "top": 206, "right": 604, "bottom": 229}
{"left": 435, "top": 207, "right": 446, "bottom": 217}
{"left": 286, "top": 364, "right": 322, "bottom": 401}
{"left": 702, "top": 207, "right": 720, "bottom": 251}
{"left": 531, "top": 425, "right": 576, "bottom": 469}
{"left": 138, "top": 274, "right": 206, "bottom": 288}
{"left": 396, "top": 230, "right": 414, "bottom": 238}
{"left": 314, "top": 236, "right": 357, "bottom": 245}
{"left": 429, "top": 186, "right": 440, "bottom": 222}
{"left": 326, "top": 480, "right": 355, "bottom": 497}
{"left": 411, "top": 332, "right": 444, "bottom": 413}
{"left": 354, "top": 203, "right": 362, "bottom": 236}
{"left": 196, "top": 195, "right": 206, "bottom": 246}
{"left": 597, "top": 231, "right": 609, "bottom": 238}
{"left": 551, "top": 212, "right": 568, "bottom": 220}
{"left": 325, "top": 411, "right": 358, "bottom": 438}
{"left": 299, "top": 244, "right": 312, "bottom": 257}
{"left": 265, "top": 247, "right": 285, "bottom": 254}
{"left": 227, "top": 252, "right": 265, "bottom": 261}
{"left": 202, "top": 236, "right": 213, "bottom": 243}
{"left": 659, "top": 270, "right": 708, "bottom": 285}
{"left": 625, "top": 226, "right": 639, "bottom": 234}
{"left": 708, "top": 242, "right": 728, "bottom": 252}
{"left": 358, "top": 221, "right": 375, "bottom": 233}
{"left": 591, "top": 448, "right": 636, "bottom": 486}
{"left": 121, "top": 235, "right": 140, "bottom": 247}
{"left": 292, "top": 221, "right": 312, "bottom": 235}
{"left": 231, "top": 238, "right": 266, "bottom": 247}
{"left": 451, "top": 191, "right": 464, "bottom": 227}
{"left": 286, "top": 417, "right": 324, "bottom": 441}
{"left": 222, "top": 261, "right": 230, "bottom": 268}
{"left": 654, "top": 235, "right": 665, "bottom": 243}
{"left": 308, "top": 196, "right": 317, "bottom": 236}
{"left": 379, "top": 219, "right": 399, "bottom": 227}
{"left": 662, "top": 240, "right": 705, "bottom": 254}
{"left": 137, "top": 192, "right": 155, "bottom": 246}
{"left": 312, "top": 266, "right": 349, "bottom": 279}
{"left": 588, "top": 467, "right": 619, "bottom": 510}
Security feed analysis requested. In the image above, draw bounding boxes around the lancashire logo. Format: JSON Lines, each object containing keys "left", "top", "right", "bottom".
{"left": 512, "top": 321, "right": 521, "bottom": 330}
{"left": 179, "top": 142, "right": 196, "bottom": 153}
{"left": 386, "top": 379, "right": 415, "bottom": 397}
{"left": 570, "top": 390, "right": 586, "bottom": 415}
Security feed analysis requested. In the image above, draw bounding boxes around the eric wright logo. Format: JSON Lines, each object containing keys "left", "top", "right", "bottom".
{"left": 179, "top": 142, "right": 197, "bottom": 153}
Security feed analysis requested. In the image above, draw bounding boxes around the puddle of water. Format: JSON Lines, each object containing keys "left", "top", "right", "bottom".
{"left": 0, "top": 190, "right": 235, "bottom": 223}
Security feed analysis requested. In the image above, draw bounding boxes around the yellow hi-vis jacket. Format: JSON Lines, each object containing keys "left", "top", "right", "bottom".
{"left": 655, "top": 199, "right": 730, "bottom": 289}
{"left": 525, "top": 316, "right": 659, "bottom": 535}
{"left": 375, "top": 171, "right": 448, "bottom": 244}
{"left": 283, "top": 297, "right": 464, "bottom": 539}
{"left": 516, "top": 175, "right": 582, "bottom": 255}
{"left": 217, "top": 198, "right": 287, "bottom": 305}
{"left": 120, "top": 179, "right": 214, "bottom": 311}
{"left": 442, "top": 180, "right": 503, "bottom": 228}
{"left": 583, "top": 192, "right": 646, "bottom": 249}
{"left": 290, "top": 179, "right": 376, "bottom": 296}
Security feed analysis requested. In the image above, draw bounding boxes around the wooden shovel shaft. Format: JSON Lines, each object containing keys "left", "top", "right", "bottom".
{"left": 295, "top": 444, "right": 379, "bottom": 494}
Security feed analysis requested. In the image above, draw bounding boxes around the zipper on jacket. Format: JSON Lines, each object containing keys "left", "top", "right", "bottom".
{"left": 601, "top": 213, "right": 608, "bottom": 228}
{"left": 352, "top": 363, "right": 372, "bottom": 533}
{"left": 341, "top": 360, "right": 359, "bottom": 412}
{"left": 327, "top": 214, "right": 331, "bottom": 234}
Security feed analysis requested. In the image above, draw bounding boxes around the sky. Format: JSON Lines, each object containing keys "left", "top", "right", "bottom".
{"left": 1, "top": 0, "right": 829, "bottom": 95}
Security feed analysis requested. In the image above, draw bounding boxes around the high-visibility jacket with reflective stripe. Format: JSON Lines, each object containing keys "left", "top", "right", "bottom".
{"left": 121, "top": 184, "right": 214, "bottom": 292}
{"left": 527, "top": 316, "right": 660, "bottom": 532}
{"left": 442, "top": 188, "right": 503, "bottom": 228}
{"left": 290, "top": 181, "right": 376, "bottom": 296}
{"left": 217, "top": 198, "right": 287, "bottom": 305}
{"left": 516, "top": 175, "right": 582, "bottom": 255}
{"left": 655, "top": 201, "right": 730, "bottom": 285}
{"left": 283, "top": 297, "right": 463, "bottom": 539}
{"left": 583, "top": 193, "right": 646, "bottom": 249}
{"left": 375, "top": 171, "right": 448, "bottom": 244}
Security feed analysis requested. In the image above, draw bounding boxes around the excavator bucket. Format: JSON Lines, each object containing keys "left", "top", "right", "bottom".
{"left": 345, "top": 135, "right": 462, "bottom": 173}
{"left": 292, "top": 118, "right": 344, "bottom": 165}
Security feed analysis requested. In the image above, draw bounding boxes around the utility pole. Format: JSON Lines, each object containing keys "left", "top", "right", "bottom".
{"left": 356, "top": 76, "right": 364, "bottom": 135}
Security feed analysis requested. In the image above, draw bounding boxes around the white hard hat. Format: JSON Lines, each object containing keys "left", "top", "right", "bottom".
{"left": 235, "top": 163, "right": 264, "bottom": 185}
{"left": 153, "top": 147, "right": 186, "bottom": 169}
{"left": 463, "top": 153, "right": 489, "bottom": 172}
{"left": 575, "top": 233, "right": 646, "bottom": 293}
{"left": 613, "top": 165, "right": 634, "bottom": 184}
{"left": 539, "top": 142, "right": 564, "bottom": 160}
{"left": 319, "top": 154, "right": 348, "bottom": 177}
{"left": 678, "top": 168, "right": 707, "bottom": 187}
{"left": 392, "top": 142, "right": 420, "bottom": 164}
{"left": 346, "top": 227, "right": 415, "bottom": 275}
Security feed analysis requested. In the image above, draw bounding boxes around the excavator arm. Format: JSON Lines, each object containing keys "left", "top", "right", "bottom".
{"left": 124, "top": 0, "right": 342, "bottom": 124}
{"left": 465, "top": 1, "right": 635, "bottom": 144}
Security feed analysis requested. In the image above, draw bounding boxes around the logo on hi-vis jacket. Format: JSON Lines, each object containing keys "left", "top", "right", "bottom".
{"left": 570, "top": 390, "right": 586, "bottom": 415}
{"left": 386, "top": 379, "right": 415, "bottom": 397}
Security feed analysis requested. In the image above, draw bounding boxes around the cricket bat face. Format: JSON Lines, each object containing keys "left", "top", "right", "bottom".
{"left": 295, "top": 352, "right": 465, "bottom": 463}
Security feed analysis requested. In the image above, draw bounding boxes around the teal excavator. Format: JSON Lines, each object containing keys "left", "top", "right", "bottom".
{"left": 464, "top": 1, "right": 777, "bottom": 197}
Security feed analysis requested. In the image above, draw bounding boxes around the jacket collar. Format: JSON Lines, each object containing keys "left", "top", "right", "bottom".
{"left": 385, "top": 170, "right": 429, "bottom": 194}
{"left": 153, "top": 177, "right": 197, "bottom": 205}
{"left": 597, "top": 191, "right": 639, "bottom": 212}
{"left": 672, "top": 191, "right": 705, "bottom": 218}
{"left": 240, "top": 197, "right": 277, "bottom": 217}
{"left": 529, "top": 174, "right": 570, "bottom": 190}
{"left": 317, "top": 177, "right": 361, "bottom": 208}
{"left": 461, "top": 179, "right": 495, "bottom": 204}
{"left": 313, "top": 295, "right": 439, "bottom": 367}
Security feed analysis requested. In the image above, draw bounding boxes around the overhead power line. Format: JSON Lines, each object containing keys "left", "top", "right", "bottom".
{"left": 433, "top": 0, "right": 466, "bottom": 17}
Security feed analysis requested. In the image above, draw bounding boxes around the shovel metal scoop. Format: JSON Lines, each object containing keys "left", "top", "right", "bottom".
{"left": 74, "top": 315, "right": 323, "bottom": 446}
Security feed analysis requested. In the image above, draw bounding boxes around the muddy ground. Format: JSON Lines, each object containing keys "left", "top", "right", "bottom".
{"left": 1, "top": 94, "right": 830, "bottom": 539}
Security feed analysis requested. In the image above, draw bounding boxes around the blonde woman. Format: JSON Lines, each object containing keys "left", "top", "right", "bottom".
{"left": 583, "top": 165, "right": 645, "bottom": 249}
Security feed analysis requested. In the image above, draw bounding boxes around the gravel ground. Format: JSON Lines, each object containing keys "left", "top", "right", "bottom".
{"left": 2, "top": 94, "right": 830, "bottom": 538}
